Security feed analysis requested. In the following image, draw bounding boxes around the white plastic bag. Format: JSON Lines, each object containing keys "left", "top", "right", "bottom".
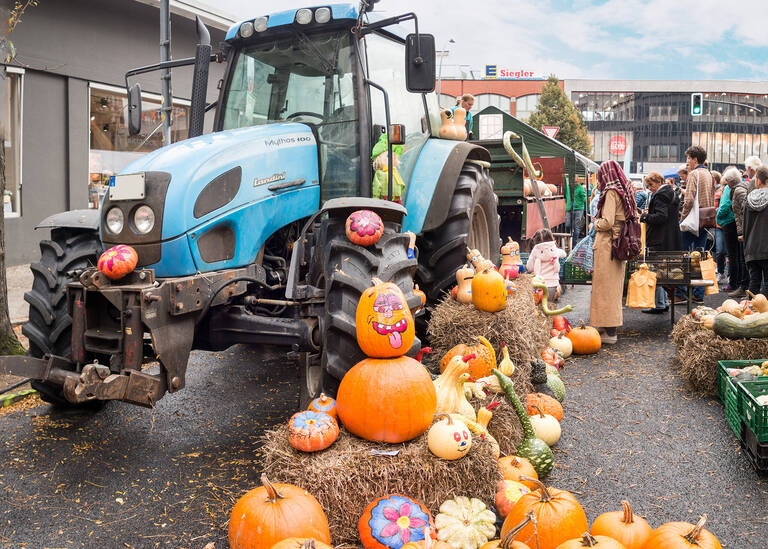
{"left": 680, "top": 185, "right": 699, "bottom": 236}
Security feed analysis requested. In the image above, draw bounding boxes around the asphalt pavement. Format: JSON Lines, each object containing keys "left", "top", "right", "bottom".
{"left": 1, "top": 285, "right": 767, "bottom": 548}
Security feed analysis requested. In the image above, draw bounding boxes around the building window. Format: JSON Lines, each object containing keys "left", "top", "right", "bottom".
{"left": 515, "top": 94, "right": 540, "bottom": 121}
{"left": 647, "top": 144, "right": 678, "bottom": 161}
{"left": 649, "top": 105, "right": 678, "bottom": 122}
{"left": 572, "top": 92, "right": 635, "bottom": 121}
{"left": 474, "top": 94, "right": 511, "bottom": 114}
{"left": 88, "top": 84, "right": 190, "bottom": 209}
{"left": 1, "top": 67, "right": 23, "bottom": 218}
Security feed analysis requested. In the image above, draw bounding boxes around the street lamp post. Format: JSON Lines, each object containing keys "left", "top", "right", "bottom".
{"left": 436, "top": 38, "right": 455, "bottom": 101}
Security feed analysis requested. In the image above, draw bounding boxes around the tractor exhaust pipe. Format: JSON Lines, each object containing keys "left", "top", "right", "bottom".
{"left": 188, "top": 16, "right": 211, "bottom": 139}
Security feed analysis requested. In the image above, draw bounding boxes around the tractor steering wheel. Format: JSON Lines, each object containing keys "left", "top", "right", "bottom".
{"left": 286, "top": 111, "right": 325, "bottom": 123}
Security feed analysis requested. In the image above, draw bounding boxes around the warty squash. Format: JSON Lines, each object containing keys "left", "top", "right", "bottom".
{"left": 435, "top": 496, "right": 496, "bottom": 549}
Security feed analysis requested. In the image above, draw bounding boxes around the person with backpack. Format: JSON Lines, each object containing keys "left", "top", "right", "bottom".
{"left": 590, "top": 160, "right": 640, "bottom": 344}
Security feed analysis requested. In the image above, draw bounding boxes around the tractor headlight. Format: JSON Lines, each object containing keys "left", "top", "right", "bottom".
{"left": 133, "top": 205, "right": 155, "bottom": 234}
{"left": 314, "top": 7, "right": 331, "bottom": 23}
{"left": 239, "top": 21, "right": 254, "bottom": 38}
{"left": 105, "top": 207, "right": 124, "bottom": 235}
{"left": 295, "top": 8, "right": 312, "bottom": 24}
{"left": 253, "top": 16, "right": 268, "bottom": 32}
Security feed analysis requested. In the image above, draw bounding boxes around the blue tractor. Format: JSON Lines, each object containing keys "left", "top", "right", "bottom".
{"left": 3, "top": 2, "right": 499, "bottom": 408}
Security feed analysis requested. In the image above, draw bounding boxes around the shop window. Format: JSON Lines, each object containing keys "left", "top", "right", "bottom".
{"left": 515, "top": 94, "right": 540, "bottom": 121}
{"left": 474, "top": 94, "right": 511, "bottom": 114}
{"left": 88, "top": 84, "right": 190, "bottom": 209}
{"left": 0, "top": 67, "right": 23, "bottom": 218}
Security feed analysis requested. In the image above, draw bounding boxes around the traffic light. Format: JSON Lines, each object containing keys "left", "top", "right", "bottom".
{"left": 691, "top": 93, "right": 703, "bottom": 116}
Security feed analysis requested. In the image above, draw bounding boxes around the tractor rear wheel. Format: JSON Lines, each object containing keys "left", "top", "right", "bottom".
{"left": 416, "top": 162, "right": 501, "bottom": 305}
{"left": 300, "top": 218, "right": 421, "bottom": 407}
{"left": 23, "top": 228, "right": 101, "bottom": 407}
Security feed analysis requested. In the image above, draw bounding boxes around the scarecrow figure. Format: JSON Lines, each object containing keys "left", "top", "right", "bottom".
{"left": 371, "top": 133, "right": 405, "bottom": 203}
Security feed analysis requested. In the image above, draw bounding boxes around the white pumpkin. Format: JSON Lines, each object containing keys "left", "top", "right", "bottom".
{"left": 548, "top": 333, "right": 573, "bottom": 358}
{"left": 435, "top": 496, "right": 496, "bottom": 549}
{"left": 528, "top": 406, "right": 561, "bottom": 446}
{"left": 428, "top": 414, "right": 472, "bottom": 460}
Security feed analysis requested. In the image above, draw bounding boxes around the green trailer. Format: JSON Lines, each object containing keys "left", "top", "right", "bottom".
{"left": 471, "top": 106, "right": 598, "bottom": 244}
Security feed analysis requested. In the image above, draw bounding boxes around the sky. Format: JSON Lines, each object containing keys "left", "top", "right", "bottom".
{"left": 213, "top": 0, "right": 768, "bottom": 81}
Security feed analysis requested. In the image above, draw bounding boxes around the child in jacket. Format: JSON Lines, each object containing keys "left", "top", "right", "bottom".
{"left": 526, "top": 229, "right": 567, "bottom": 302}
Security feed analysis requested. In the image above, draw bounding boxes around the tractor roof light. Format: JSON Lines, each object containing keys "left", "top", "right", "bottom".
{"left": 239, "top": 21, "right": 254, "bottom": 38}
{"left": 253, "top": 16, "right": 268, "bottom": 32}
{"left": 295, "top": 8, "right": 313, "bottom": 24}
{"left": 315, "top": 7, "right": 331, "bottom": 23}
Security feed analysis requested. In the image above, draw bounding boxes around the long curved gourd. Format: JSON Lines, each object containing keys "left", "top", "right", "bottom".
{"left": 492, "top": 368, "right": 554, "bottom": 477}
{"left": 532, "top": 281, "right": 572, "bottom": 316}
{"left": 712, "top": 312, "right": 768, "bottom": 339}
{"left": 450, "top": 413, "right": 500, "bottom": 458}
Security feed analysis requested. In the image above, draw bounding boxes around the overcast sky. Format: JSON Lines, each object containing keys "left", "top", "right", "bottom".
{"left": 213, "top": 0, "right": 768, "bottom": 81}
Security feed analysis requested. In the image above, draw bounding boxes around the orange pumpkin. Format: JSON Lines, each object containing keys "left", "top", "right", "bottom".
{"left": 472, "top": 266, "right": 508, "bottom": 312}
{"left": 566, "top": 320, "right": 601, "bottom": 355}
{"left": 499, "top": 456, "right": 538, "bottom": 489}
{"left": 556, "top": 533, "right": 627, "bottom": 548}
{"left": 308, "top": 393, "right": 337, "bottom": 420}
{"left": 97, "top": 244, "right": 138, "bottom": 280}
{"left": 356, "top": 278, "right": 415, "bottom": 358}
{"left": 480, "top": 511, "right": 534, "bottom": 549}
{"left": 336, "top": 355, "right": 436, "bottom": 443}
{"left": 501, "top": 476, "right": 588, "bottom": 549}
{"left": 525, "top": 393, "right": 563, "bottom": 422}
{"left": 414, "top": 284, "right": 427, "bottom": 313}
{"left": 287, "top": 410, "right": 339, "bottom": 452}
{"left": 643, "top": 515, "right": 721, "bottom": 549}
{"left": 270, "top": 539, "right": 333, "bottom": 549}
{"left": 541, "top": 347, "right": 565, "bottom": 369}
{"left": 402, "top": 527, "right": 452, "bottom": 549}
{"left": 358, "top": 494, "right": 435, "bottom": 549}
{"left": 589, "top": 501, "right": 652, "bottom": 549}
{"left": 439, "top": 336, "right": 497, "bottom": 379}
{"left": 495, "top": 479, "right": 530, "bottom": 518}
{"left": 345, "top": 209, "right": 384, "bottom": 246}
{"left": 229, "top": 474, "right": 331, "bottom": 549}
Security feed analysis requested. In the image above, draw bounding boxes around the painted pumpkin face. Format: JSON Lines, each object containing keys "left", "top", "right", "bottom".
{"left": 356, "top": 279, "right": 415, "bottom": 358}
{"left": 427, "top": 415, "right": 472, "bottom": 460}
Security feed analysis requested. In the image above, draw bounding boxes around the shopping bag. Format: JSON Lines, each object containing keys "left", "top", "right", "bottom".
{"left": 626, "top": 264, "right": 657, "bottom": 308}
{"left": 680, "top": 189, "right": 700, "bottom": 236}
{"left": 699, "top": 254, "right": 719, "bottom": 296}
{"left": 566, "top": 227, "right": 595, "bottom": 273}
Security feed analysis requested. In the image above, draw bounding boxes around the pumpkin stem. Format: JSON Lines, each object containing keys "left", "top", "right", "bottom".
{"left": 462, "top": 353, "right": 477, "bottom": 362}
{"left": 747, "top": 290, "right": 756, "bottom": 298}
{"left": 531, "top": 405, "right": 546, "bottom": 419}
{"left": 500, "top": 511, "right": 535, "bottom": 548}
{"left": 519, "top": 475, "right": 552, "bottom": 503}
{"left": 300, "top": 541, "right": 316, "bottom": 549}
{"left": 260, "top": 473, "right": 283, "bottom": 502}
{"left": 421, "top": 527, "right": 434, "bottom": 549}
{"left": 371, "top": 277, "right": 384, "bottom": 286}
{"left": 579, "top": 319, "right": 586, "bottom": 329}
{"left": 579, "top": 533, "right": 598, "bottom": 547}
{"left": 434, "top": 413, "right": 454, "bottom": 425}
{"left": 684, "top": 514, "right": 708, "bottom": 544}
{"left": 621, "top": 500, "right": 635, "bottom": 524}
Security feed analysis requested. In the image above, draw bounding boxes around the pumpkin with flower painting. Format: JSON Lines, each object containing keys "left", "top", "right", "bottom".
{"left": 97, "top": 244, "right": 138, "bottom": 280}
{"left": 346, "top": 209, "right": 384, "bottom": 246}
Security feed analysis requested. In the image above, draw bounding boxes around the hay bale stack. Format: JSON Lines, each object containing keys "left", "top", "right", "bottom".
{"left": 426, "top": 274, "right": 550, "bottom": 397}
{"left": 671, "top": 315, "right": 768, "bottom": 394}
{"left": 261, "top": 424, "right": 500, "bottom": 545}
{"left": 475, "top": 394, "right": 524, "bottom": 457}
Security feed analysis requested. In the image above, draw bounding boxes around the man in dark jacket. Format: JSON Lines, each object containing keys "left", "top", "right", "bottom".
{"left": 729, "top": 170, "right": 751, "bottom": 298}
{"left": 639, "top": 172, "right": 681, "bottom": 313}
{"left": 743, "top": 166, "right": 768, "bottom": 295}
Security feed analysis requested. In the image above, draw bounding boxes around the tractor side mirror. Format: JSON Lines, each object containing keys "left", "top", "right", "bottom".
{"left": 405, "top": 33, "right": 436, "bottom": 93}
{"left": 127, "top": 83, "right": 142, "bottom": 136}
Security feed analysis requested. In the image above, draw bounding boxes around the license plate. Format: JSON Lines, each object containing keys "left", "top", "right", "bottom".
{"left": 109, "top": 173, "right": 146, "bottom": 201}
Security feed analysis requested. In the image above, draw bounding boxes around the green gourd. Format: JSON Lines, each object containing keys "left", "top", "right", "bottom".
{"left": 713, "top": 312, "right": 768, "bottom": 339}
{"left": 492, "top": 368, "right": 554, "bottom": 477}
{"left": 531, "top": 281, "right": 573, "bottom": 316}
{"left": 546, "top": 373, "right": 566, "bottom": 402}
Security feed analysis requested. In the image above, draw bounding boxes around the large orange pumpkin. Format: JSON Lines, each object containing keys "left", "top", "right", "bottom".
{"left": 229, "top": 474, "right": 331, "bottom": 549}
{"left": 472, "top": 266, "right": 508, "bottom": 312}
{"left": 356, "top": 278, "right": 415, "bottom": 358}
{"left": 499, "top": 456, "right": 538, "bottom": 489}
{"left": 501, "top": 476, "right": 588, "bottom": 549}
{"left": 97, "top": 244, "right": 138, "bottom": 280}
{"left": 336, "top": 355, "right": 436, "bottom": 443}
{"left": 643, "top": 515, "right": 721, "bottom": 549}
{"left": 565, "top": 321, "right": 601, "bottom": 355}
{"left": 589, "top": 501, "right": 652, "bottom": 549}
{"left": 358, "top": 493, "right": 435, "bottom": 549}
{"left": 270, "top": 539, "right": 333, "bottom": 549}
{"left": 525, "top": 393, "right": 563, "bottom": 422}
{"left": 439, "top": 336, "right": 497, "bottom": 379}
{"left": 556, "top": 533, "right": 626, "bottom": 548}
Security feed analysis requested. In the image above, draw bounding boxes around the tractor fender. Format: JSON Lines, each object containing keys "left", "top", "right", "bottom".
{"left": 35, "top": 209, "right": 100, "bottom": 231}
{"left": 403, "top": 139, "right": 491, "bottom": 234}
{"left": 285, "top": 197, "right": 407, "bottom": 300}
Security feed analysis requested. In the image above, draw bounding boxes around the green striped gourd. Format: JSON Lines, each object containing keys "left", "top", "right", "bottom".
{"left": 492, "top": 368, "right": 554, "bottom": 477}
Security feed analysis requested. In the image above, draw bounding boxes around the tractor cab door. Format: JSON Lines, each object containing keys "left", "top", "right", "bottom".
{"left": 363, "top": 32, "right": 433, "bottom": 202}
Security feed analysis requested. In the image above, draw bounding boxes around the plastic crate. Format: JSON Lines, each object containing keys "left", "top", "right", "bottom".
{"left": 717, "top": 360, "right": 766, "bottom": 402}
{"left": 740, "top": 378, "right": 768, "bottom": 443}
{"left": 630, "top": 251, "right": 692, "bottom": 284}
{"left": 740, "top": 423, "right": 768, "bottom": 476}
{"left": 724, "top": 382, "right": 742, "bottom": 439}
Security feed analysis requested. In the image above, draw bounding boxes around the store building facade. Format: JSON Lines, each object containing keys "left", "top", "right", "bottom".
{"left": 0, "top": 0, "right": 233, "bottom": 265}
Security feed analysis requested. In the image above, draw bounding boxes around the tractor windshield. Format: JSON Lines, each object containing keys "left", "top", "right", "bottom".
{"left": 222, "top": 31, "right": 359, "bottom": 198}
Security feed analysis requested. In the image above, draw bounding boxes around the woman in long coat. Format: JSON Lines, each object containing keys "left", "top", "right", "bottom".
{"left": 590, "top": 161, "right": 638, "bottom": 344}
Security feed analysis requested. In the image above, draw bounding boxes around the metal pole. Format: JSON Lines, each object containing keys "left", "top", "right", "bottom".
{"left": 160, "top": 0, "right": 172, "bottom": 145}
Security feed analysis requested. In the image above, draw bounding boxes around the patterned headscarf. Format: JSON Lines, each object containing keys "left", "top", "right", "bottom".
{"left": 596, "top": 160, "right": 637, "bottom": 221}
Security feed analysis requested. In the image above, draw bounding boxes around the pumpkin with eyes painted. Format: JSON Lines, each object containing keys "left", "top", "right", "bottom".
{"left": 355, "top": 278, "right": 416, "bottom": 358}
{"left": 427, "top": 414, "right": 472, "bottom": 460}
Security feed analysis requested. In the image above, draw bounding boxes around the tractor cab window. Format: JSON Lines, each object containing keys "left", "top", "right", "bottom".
{"left": 222, "top": 31, "right": 359, "bottom": 199}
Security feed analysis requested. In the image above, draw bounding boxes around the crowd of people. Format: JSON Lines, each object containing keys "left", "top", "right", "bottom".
{"left": 575, "top": 147, "right": 768, "bottom": 345}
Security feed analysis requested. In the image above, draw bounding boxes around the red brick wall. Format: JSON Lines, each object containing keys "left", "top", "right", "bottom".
{"left": 440, "top": 79, "right": 564, "bottom": 116}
